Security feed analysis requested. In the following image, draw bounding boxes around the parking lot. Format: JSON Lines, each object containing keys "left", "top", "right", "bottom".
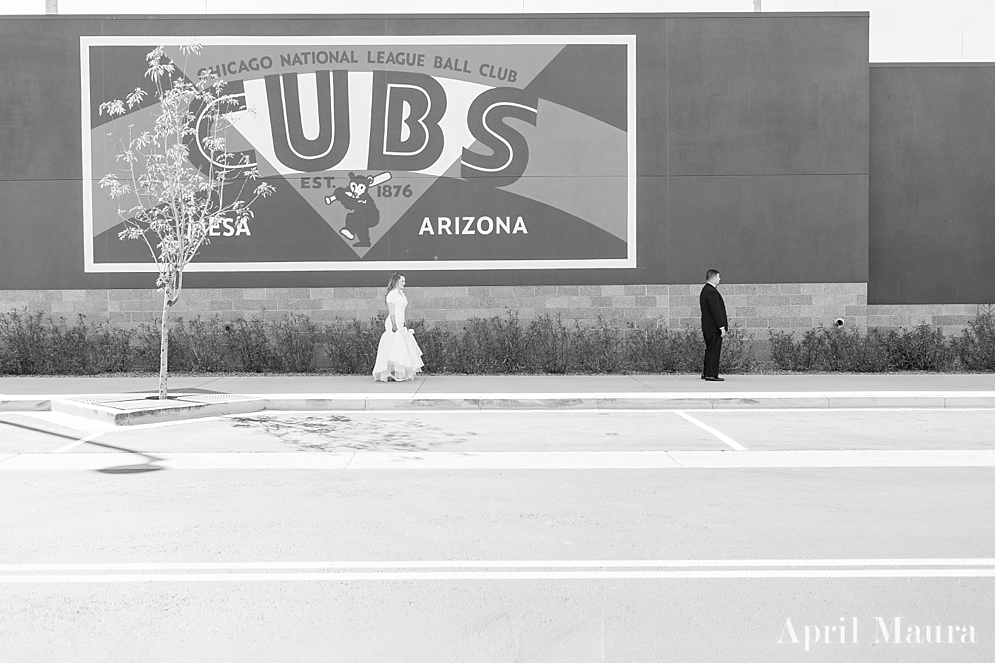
{"left": 2, "top": 404, "right": 993, "bottom": 661}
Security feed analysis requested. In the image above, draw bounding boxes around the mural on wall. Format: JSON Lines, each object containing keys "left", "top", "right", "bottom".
{"left": 81, "top": 36, "right": 636, "bottom": 273}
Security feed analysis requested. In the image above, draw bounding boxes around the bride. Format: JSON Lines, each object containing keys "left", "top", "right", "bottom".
{"left": 372, "top": 272, "right": 424, "bottom": 382}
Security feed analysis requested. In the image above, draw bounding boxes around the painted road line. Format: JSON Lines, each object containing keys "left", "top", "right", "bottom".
{"left": 674, "top": 411, "right": 747, "bottom": 451}
{"left": 707, "top": 407, "right": 995, "bottom": 413}
{"left": 3, "top": 450, "right": 995, "bottom": 470}
{"left": 0, "top": 451, "right": 675, "bottom": 471}
{"left": 3, "top": 559, "right": 993, "bottom": 572}
{"left": 248, "top": 391, "right": 995, "bottom": 399}
{"left": 671, "top": 450, "right": 995, "bottom": 468}
{"left": 222, "top": 407, "right": 995, "bottom": 419}
{"left": 4, "top": 569, "right": 995, "bottom": 583}
{"left": 7, "top": 391, "right": 995, "bottom": 400}
{"left": 18, "top": 410, "right": 116, "bottom": 432}
{"left": 10, "top": 407, "right": 994, "bottom": 434}
{"left": 38, "top": 407, "right": 985, "bottom": 432}
{"left": 52, "top": 431, "right": 106, "bottom": 453}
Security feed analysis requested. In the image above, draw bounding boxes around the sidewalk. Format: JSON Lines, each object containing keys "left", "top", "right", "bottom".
{"left": 1, "top": 373, "right": 993, "bottom": 426}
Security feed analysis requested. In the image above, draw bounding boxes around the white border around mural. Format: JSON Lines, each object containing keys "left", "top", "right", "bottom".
{"left": 81, "top": 35, "right": 637, "bottom": 273}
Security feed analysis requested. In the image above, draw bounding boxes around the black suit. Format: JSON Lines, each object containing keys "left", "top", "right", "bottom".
{"left": 699, "top": 283, "right": 728, "bottom": 378}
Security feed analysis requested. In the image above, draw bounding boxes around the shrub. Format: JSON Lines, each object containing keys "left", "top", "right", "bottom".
{"left": 412, "top": 321, "right": 459, "bottom": 374}
{"left": 522, "top": 314, "right": 572, "bottom": 374}
{"left": 432, "top": 315, "right": 753, "bottom": 375}
{"left": 6, "top": 306, "right": 992, "bottom": 376}
{"left": 795, "top": 328, "right": 830, "bottom": 371}
{"left": 410, "top": 314, "right": 530, "bottom": 375}
{"left": 955, "top": 304, "right": 995, "bottom": 371}
{"left": 0, "top": 309, "right": 50, "bottom": 374}
{"left": 491, "top": 313, "right": 529, "bottom": 373}
{"left": 768, "top": 329, "right": 803, "bottom": 371}
{"left": 769, "top": 324, "right": 955, "bottom": 373}
{"left": 175, "top": 317, "right": 232, "bottom": 372}
{"left": 226, "top": 318, "right": 276, "bottom": 372}
{"left": 272, "top": 314, "right": 319, "bottom": 372}
{"left": 635, "top": 324, "right": 754, "bottom": 374}
{"left": 628, "top": 324, "right": 679, "bottom": 373}
{"left": 572, "top": 317, "right": 628, "bottom": 374}
{"left": 46, "top": 315, "right": 91, "bottom": 374}
{"left": 768, "top": 327, "right": 880, "bottom": 372}
{"left": 821, "top": 326, "right": 889, "bottom": 372}
{"left": 0, "top": 311, "right": 139, "bottom": 375}
{"left": 882, "top": 325, "right": 956, "bottom": 371}
{"left": 666, "top": 327, "right": 707, "bottom": 373}
{"left": 135, "top": 321, "right": 182, "bottom": 373}
{"left": 322, "top": 316, "right": 384, "bottom": 374}
{"left": 718, "top": 325, "right": 756, "bottom": 373}
{"left": 455, "top": 317, "right": 511, "bottom": 374}
{"left": 87, "top": 323, "right": 134, "bottom": 373}
{"left": 478, "top": 313, "right": 529, "bottom": 373}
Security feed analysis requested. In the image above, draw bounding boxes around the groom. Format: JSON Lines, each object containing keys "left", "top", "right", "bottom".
{"left": 699, "top": 269, "right": 728, "bottom": 381}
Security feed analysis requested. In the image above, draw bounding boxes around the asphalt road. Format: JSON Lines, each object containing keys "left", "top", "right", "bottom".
{"left": 1, "top": 408, "right": 993, "bottom": 662}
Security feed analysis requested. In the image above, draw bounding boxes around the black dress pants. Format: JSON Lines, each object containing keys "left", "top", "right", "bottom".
{"left": 702, "top": 332, "right": 723, "bottom": 378}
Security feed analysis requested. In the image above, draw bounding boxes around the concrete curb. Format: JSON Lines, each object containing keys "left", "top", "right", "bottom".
{"left": 2, "top": 391, "right": 995, "bottom": 426}
{"left": 49, "top": 397, "right": 266, "bottom": 426}
{"left": 0, "top": 397, "right": 49, "bottom": 413}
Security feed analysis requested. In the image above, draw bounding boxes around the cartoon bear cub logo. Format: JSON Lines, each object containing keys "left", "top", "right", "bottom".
{"left": 324, "top": 171, "right": 390, "bottom": 248}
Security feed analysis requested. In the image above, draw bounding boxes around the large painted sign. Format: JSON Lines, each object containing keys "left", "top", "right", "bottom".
{"left": 81, "top": 36, "right": 636, "bottom": 273}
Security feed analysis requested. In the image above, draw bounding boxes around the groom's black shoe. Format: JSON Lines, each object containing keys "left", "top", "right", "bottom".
{"left": 704, "top": 376, "right": 724, "bottom": 381}
{"left": 700, "top": 374, "right": 706, "bottom": 379}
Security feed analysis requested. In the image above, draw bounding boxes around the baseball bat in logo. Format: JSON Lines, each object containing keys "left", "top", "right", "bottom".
{"left": 325, "top": 171, "right": 393, "bottom": 247}
{"left": 323, "top": 172, "right": 392, "bottom": 205}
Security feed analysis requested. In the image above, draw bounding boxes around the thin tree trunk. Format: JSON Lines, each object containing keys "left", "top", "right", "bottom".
{"left": 158, "top": 288, "right": 170, "bottom": 400}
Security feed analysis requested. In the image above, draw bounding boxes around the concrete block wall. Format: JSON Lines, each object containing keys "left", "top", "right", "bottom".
{"left": 2, "top": 285, "right": 989, "bottom": 342}
{"left": 865, "top": 304, "right": 990, "bottom": 337}
{"left": 666, "top": 283, "right": 868, "bottom": 338}
{"left": 0, "top": 283, "right": 886, "bottom": 340}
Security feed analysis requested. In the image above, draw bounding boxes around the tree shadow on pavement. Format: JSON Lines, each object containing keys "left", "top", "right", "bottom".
{"left": 229, "top": 414, "right": 476, "bottom": 453}
{"left": 87, "top": 440, "right": 164, "bottom": 474}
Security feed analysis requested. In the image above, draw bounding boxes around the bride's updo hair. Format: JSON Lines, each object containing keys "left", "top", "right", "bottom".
{"left": 385, "top": 272, "right": 404, "bottom": 302}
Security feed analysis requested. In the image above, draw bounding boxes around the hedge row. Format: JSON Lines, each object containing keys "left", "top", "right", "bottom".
{"left": 0, "top": 307, "right": 993, "bottom": 375}
{"left": 768, "top": 308, "right": 995, "bottom": 372}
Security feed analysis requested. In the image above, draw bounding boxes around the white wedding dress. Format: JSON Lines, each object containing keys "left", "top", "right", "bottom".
{"left": 372, "top": 289, "right": 424, "bottom": 381}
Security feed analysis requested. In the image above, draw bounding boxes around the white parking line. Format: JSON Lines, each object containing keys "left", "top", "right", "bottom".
{"left": 708, "top": 407, "right": 995, "bottom": 413}
{"left": 249, "top": 391, "right": 995, "bottom": 400}
{"left": 6, "top": 391, "right": 995, "bottom": 401}
{"left": 5, "top": 408, "right": 987, "bottom": 434}
{"left": 4, "top": 559, "right": 995, "bottom": 583}
{"left": 3, "top": 449, "right": 995, "bottom": 470}
{"left": 673, "top": 411, "right": 747, "bottom": 451}
{"left": 7, "top": 570, "right": 995, "bottom": 583}
{"left": 233, "top": 407, "right": 995, "bottom": 415}
{"left": 53, "top": 431, "right": 105, "bottom": 453}
{"left": 3, "top": 558, "right": 991, "bottom": 571}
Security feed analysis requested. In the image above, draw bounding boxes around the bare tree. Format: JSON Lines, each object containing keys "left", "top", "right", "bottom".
{"left": 99, "top": 44, "right": 274, "bottom": 399}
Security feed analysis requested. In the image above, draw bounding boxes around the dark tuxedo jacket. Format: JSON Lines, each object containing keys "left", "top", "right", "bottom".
{"left": 699, "top": 283, "right": 728, "bottom": 333}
